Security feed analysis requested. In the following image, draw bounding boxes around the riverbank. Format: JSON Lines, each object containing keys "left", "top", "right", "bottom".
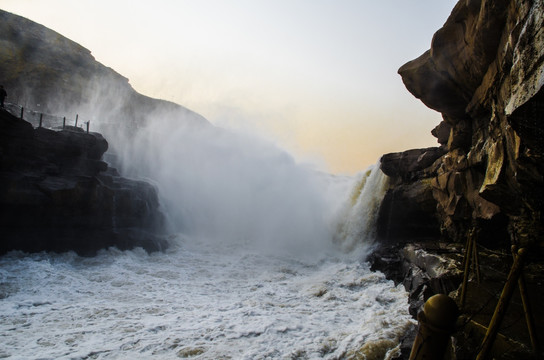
{"left": 370, "top": 239, "right": 544, "bottom": 359}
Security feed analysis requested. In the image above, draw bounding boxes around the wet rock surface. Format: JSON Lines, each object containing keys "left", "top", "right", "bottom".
{"left": 0, "top": 109, "right": 168, "bottom": 255}
{"left": 370, "top": 240, "right": 544, "bottom": 359}
{"left": 374, "top": 0, "right": 544, "bottom": 358}
{"left": 370, "top": 242, "right": 463, "bottom": 318}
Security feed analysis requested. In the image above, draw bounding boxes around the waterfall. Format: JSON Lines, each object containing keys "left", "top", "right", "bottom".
{"left": 96, "top": 106, "right": 391, "bottom": 257}
{"left": 333, "top": 163, "right": 390, "bottom": 253}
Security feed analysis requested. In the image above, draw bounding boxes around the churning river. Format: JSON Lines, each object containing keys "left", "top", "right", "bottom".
{"left": 0, "top": 238, "right": 413, "bottom": 359}
{"left": 1, "top": 119, "right": 415, "bottom": 359}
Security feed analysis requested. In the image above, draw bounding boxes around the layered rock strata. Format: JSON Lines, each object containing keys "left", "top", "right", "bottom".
{"left": 373, "top": 1, "right": 544, "bottom": 358}
{"left": 376, "top": 0, "right": 544, "bottom": 265}
{"left": 0, "top": 109, "right": 167, "bottom": 255}
{"left": 394, "top": 0, "right": 544, "bottom": 249}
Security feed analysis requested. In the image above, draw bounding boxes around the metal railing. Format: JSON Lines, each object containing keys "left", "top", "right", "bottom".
{"left": 3, "top": 102, "right": 91, "bottom": 133}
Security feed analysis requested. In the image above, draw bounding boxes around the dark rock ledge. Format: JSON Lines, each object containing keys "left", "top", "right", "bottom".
{"left": 371, "top": 0, "right": 544, "bottom": 358}
{"left": 0, "top": 109, "right": 168, "bottom": 256}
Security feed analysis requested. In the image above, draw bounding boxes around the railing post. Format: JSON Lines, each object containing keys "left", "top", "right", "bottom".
{"left": 476, "top": 248, "right": 527, "bottom": 360}
{"left": 75, "top": 114, "right": 79, "bottom": 127}
{"left": 512, "top": 246, "right": 541, "bottom": 357}
{"left": 63, "top": 117, "right": 66, "bottom": 129}
{"left": 20, "top": 107, "right": 24, "bottom": 119}
{"left": 39, "top": 113, "right": 43, "bottom": 128}
{"left": 409, "top": 294, "right": 459, "bottom": 360}
{"left": 460, "top": 231, "right": 474, "bottom": 309}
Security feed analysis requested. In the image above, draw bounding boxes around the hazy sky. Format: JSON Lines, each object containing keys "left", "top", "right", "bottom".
{"left": 2, "top": 0, "right": 457, "bottom": 174}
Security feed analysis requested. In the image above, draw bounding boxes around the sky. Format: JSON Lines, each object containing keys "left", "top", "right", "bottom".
{"left": 1, "top": 0, "right": 458, "bottom": 174}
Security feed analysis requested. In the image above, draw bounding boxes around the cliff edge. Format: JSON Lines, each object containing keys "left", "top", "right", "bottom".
{"left": 373, "top": 1, "right": 544, "bottom": 358}
{"left": 396, "top": 0, "right": 543, "bottom": 246}
{"left": 0, "top": 109, "right": 168, "bottom": 255}
{"left": 380, "top": 0, "right": 544, "bottom": 250}
{"left": 0, "top": 9, "right": 209, "bottom": 134}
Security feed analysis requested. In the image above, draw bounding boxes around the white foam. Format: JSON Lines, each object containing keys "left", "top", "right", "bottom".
{"left": 0, "top": 100, "right": 413, "bottom": 359}
{"left": 0, "top": 241, "right": 414, "bottom": 359}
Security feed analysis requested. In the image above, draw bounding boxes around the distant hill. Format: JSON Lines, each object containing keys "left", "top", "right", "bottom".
{"left": 0, "top": 9, "right": 209, "bottom": 131}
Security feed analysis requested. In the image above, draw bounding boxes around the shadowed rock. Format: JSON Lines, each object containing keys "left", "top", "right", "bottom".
{"left": 373, "top": 1, "right": 544, "bottom": 358}
{"left": 389, "top": 0, "right": 544, "bottom": 248}
{"left": 0, "top": 110, "right": 168, "bottom": 255}
{"left": 0, "top": 9, "right": 209, "bottom": 133}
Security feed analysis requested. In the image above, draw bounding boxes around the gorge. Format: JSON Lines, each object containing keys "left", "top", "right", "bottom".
{"left": 1, "top": 0, "right": 544, "bottom": 359}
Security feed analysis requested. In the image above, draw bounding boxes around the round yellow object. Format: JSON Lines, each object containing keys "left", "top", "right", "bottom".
{"left": 423, "top": 294, "right": 459, "bottom": 330}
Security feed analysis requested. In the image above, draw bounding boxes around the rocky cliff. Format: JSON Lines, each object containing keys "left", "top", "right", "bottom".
{"left": 0, "top": 9, "right": 214, "bottom": 255}
{"left": 0, "top": 9, "right": 208, "bottom": 132}
{"left": 379, "top": 0, "right": 543, "bottom": 250}
{"left": 373, "top": 1, "right": 544, "bottom": 358}
{"left": 0, "top": 109, "right": 168, "bottom": 255}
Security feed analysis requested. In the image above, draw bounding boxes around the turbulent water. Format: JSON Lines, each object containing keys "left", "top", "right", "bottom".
{"left": 0, "top": 169, "right": 414, "bottom": 360}
{"left": 0, "top": 116, "right": 415, "bottom": 359}
{"left": 0, "top": 240, "right": 413, "bottom": 359}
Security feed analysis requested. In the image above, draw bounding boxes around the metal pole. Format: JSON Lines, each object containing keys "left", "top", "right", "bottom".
{"left": 511, "top": 246, "right": 541, "bottom": 358}
{"left": 63, "top": 117, "right": 66, "bottom": 129}
{"left": 472, "top": 238, "right": 481, "bottom": 284}
{"left": 20, "top": 107, "right": 24, "bottom": 119}
{"left": 460, "top": 231, "right": 474, "bottom": 309}
{"left": 519, "top": 268, "right": 541, "bottom": 358}
{"left": 409, "top": 294, "right": 459, "bottom": 360}
{"left": 476, "top": 247, "right": 527, "bottom": 360}
{"left": 39, "top": 113, "right": 43, "bottom": 128}
{"left": 75, "top": 114, "right": 79, "bottom": 127}
{"left": 86, "top": 121, "right": 90, "bottom": 133}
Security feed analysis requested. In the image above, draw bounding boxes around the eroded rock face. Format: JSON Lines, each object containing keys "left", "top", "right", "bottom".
{"left": 391, "top": 0, "right": 544, "bottom": 248}
{"left": 377, "top": 147, "right": 445, "bottom": 242}
{"left": 372, "top": 2, "right": 543, "bottom": 357}
{"left": 0, "top": 110, "right": 167, "bottom": 255}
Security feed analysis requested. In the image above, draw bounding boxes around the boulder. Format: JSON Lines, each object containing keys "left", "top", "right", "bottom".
{"left": 369, "top": 243, "right": 462, "bottom": 317}
{"left": 431, "top": 121, "right": 451, "bottom": 146}
{"left": 380, "top": 147, "right": 445, "bottom": 183}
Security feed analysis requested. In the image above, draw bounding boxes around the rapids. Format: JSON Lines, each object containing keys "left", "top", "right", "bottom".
{"left": 0, "top": 239, "right": 414, "bottom": 359}
{"left": 1, "top": 117, "right": 415, "bottom": 359}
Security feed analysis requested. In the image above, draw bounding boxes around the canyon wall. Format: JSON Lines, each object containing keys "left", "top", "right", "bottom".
{"left": 0, "top": 110, "right": 168, "bottom": 255}
{"left": 373, "top": 2, "right": 544, "bottom": 357}
{"left": 379, "top": 0, "right": 544, "bottom": 250}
